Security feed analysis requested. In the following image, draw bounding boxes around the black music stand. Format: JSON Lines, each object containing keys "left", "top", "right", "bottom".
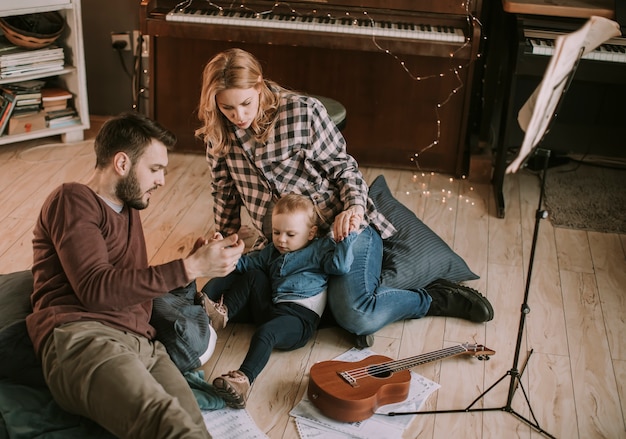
{"left": 387, "top": 16, "right": 621, "bottom": 438}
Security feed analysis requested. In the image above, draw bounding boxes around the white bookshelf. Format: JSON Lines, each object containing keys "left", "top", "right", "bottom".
{"left": 0, "top": 0, "right": 89, "bottom": 144}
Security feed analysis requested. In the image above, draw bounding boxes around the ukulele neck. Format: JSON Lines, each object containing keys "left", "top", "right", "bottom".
{"left": 389, "top": 345, "right": 468, "bottom": 372}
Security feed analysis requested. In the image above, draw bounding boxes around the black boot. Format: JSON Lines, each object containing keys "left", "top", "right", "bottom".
{"left": 354, "top": 334, "right": 375, "bottom": 349}
{"left": 425, "top": 279, "right": 494, "bottom": 322}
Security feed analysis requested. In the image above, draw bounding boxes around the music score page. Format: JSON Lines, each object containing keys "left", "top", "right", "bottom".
{"left": 507, "top": 15, "right": 621, "bottom": 173}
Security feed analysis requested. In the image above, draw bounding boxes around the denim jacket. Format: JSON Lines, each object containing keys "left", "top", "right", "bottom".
{"left": 235, "top": 232, "right": 357, "bottom": 303}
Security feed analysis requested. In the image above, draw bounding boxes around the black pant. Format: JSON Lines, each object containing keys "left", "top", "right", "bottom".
{"left": 202, "top": 271, "right": 319, "bottom": 382}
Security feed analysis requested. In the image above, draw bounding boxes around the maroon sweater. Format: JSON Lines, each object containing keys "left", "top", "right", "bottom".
{"left": 26, "top": 183, "right": 190, "bottom": 357}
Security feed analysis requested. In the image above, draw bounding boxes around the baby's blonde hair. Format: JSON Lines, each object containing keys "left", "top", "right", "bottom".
{"left": 273, "top": 194, "right": 317, "bottom": 229}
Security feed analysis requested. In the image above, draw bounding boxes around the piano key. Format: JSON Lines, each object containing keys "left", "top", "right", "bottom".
{"left": 525, "top": 29, "right": 626, "bottom": 63}
{"left": 166, "top": 8, "right": 466, "bottom": 43}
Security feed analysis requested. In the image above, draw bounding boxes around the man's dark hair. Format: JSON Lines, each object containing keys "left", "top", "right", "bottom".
{"left": 94, "top": 111, "right": 177, "bottom": 169}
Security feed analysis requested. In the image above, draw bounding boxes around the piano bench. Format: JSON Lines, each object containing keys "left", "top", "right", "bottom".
{"left": 310, "top": 95, "right": 347, "bottom": 131}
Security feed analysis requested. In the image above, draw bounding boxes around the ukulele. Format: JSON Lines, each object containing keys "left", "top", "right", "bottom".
{"left": 307, "top": 343, "right": 495, "bottom": 423}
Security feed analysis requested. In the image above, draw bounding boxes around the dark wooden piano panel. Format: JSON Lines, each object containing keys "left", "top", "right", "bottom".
{"left": 140, "top": 0, "right": 484, "bottom": 176}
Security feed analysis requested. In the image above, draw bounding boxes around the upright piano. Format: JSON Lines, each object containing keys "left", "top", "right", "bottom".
{"left": 139, "top": 0, "right": 484, "bottom": 176}
{"left": 481, "top": 0, "right": 626, "bottom": 217}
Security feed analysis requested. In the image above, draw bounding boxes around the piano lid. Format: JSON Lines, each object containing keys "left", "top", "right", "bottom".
{"left": 502, "top": 0, "right": 615, "bottom": 20}
{"left": 166, "top": 6, "right": 467, "bottom": 43}
{"left": 162, "top": 0, "right": 482, "bottom": 17}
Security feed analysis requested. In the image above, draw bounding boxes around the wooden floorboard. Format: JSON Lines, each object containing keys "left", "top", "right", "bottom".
{"left": 1, "top": 131, "right": 625, "bottom": 439}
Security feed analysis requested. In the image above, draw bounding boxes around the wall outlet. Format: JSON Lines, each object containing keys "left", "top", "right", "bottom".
{"left": 111, "top": 32, "right": 131, "bottom": 51}
{"left": 132, "top": 30, "right": 149, "bottom": 58}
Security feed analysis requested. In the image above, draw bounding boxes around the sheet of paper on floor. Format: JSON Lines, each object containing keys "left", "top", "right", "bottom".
{"left": 290, "top": 348, "right": 440, "bottom": 439}
{"left": 203, "top": 407, "right": 269, "bottom": 438}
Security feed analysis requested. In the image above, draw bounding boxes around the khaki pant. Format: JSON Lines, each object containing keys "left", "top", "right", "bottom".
{"left": 41, "top": 321, "right": 211, "bottom": 439}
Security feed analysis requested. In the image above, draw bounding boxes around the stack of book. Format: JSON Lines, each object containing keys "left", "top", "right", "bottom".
{"left": 4, "top": 80, "right": 44, "bottom": 114}
{"left": 41, "top": 87, "right": 80, "bottom": 129}
{"left": 0, "top": 37, "right": 64, "bottom": 79}
{"left": 45, "top": 107, "right": 79, "bottom": 129}
{"left": 0, "top": 83, "right": 80, "bottom": 136}
{"left": 41, "top": 87, "right": 72, "bottom": 112}
{"left": 1, "top": 80, "right": 48, "bottom": 136}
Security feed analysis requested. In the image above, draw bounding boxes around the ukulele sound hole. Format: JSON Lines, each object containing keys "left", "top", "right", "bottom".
{"left": 367, "top": 365, "right": 392, "bottom": 378}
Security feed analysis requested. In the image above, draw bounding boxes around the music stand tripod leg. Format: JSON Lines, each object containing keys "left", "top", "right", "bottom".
{"left": 388, "top": 148, "right": 556, "bottom": 439}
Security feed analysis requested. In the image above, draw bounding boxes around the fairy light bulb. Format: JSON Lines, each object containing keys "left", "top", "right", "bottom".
{"left": 184, "top": 0, "right": 483, "bottom": 173}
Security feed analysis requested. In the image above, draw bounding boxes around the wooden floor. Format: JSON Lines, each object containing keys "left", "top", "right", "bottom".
{"left": 1, "top": 129, "right": 625, "bottom": 439}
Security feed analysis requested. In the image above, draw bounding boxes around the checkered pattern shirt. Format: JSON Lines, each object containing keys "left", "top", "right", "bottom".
{"left": 207, "top": 93, "right": 396, "bottom": 247}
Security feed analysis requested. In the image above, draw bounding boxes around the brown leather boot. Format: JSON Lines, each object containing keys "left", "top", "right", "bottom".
{"left": 195, "top": 292, "right": 228, "bottom": 330}
{"left": 213, "top": 370, "right": 250, "bottom": 409}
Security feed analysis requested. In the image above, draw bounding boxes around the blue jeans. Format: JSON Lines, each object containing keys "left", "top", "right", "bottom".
{"left": 203, "top": 270, "right": 319, "bottom": 383}
{"left": 203, "top": 226, "right": 431, "bottom": 339}
{"left": 326, "top": 226, "right": 432, "bottom": 335}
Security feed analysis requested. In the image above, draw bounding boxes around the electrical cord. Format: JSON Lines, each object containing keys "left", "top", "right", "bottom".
{"left": 113, "top": 46, "right": 133, "bottom": 80}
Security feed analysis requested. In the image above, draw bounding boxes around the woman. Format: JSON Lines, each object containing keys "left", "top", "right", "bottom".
{"left": 196, "top": 48, "right": 493, "bottom": 347}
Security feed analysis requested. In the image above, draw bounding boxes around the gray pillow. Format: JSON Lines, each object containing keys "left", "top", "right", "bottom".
{"left": 0, "top": 270, "right": 33, "bottom": 330}
{"left": 369, "top": 175, "right": 479, "bottom": 290}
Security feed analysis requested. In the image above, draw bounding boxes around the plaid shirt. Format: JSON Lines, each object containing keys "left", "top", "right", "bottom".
{"left": 207, "top": 93, "right": 395, "bottom": 247}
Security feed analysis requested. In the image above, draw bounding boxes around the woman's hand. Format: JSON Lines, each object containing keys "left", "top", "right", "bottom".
{"left": 333, "top": 205, "right": 364, "bottom": 241}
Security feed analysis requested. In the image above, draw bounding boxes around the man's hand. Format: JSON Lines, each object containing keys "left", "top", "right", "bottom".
{"left": 183, "top": 233, "right": 244, "bottom": 280}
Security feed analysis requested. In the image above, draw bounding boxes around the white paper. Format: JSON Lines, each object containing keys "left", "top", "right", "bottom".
{"left": 290, "top": 348, "right": 440, "bottom": 439}
{"left": 202, "top": 407, "right": 269, "bottom": 439}
{"left": 506, "top": 16, "right": 622, "bottom": 173}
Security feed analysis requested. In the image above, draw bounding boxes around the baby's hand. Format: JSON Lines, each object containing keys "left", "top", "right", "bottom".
{"left": 237, "top": 225, "right": 256, "bottom": 240}
{"left": 188, "top": 237, "right": 209, "bottom": 256}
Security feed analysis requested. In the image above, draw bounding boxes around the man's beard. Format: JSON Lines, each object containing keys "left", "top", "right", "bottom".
{"left": 115, "top": 168, "right": 149, "bottom": 210}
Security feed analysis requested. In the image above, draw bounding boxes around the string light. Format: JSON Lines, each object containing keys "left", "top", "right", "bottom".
{"left": 172, "top": 0, "right": 485, "bottom": 201}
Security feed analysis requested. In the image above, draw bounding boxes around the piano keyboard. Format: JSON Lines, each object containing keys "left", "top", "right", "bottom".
{"left": 166, "top": 8, "right": 466, "bottom": 43}
{"left": 525, "top": 29, "right": 626, "bottom": 63}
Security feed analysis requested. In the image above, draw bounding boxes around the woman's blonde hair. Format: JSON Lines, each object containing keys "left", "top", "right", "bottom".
{"left": 195, "top": 48, "right": 284, "bottom": 156}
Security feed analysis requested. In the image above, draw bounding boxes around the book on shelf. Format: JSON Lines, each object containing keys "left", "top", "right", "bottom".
{"left": 11, "top": 92, "right": 42, "bottom": 107}
{"left": 0, "top": 51, "right": 64, "bottom": 68}
{"left": 0, "top": 61, "right": 64, "bottom": 79}
{"left": 0, "top": 37, "right": 65, "bottom": 79}
{"left": 41, "top": 87, "right": 72, "bottom": 102}
{"left": 46, "top": 106, "right": 76, "bottom": 118}
{"left": 0, "top": 90, "right": 18, "bottom": 136}
{"left": 2, "top": 79, "right": 46, "bottom": 93}
{"left": 13, "top": 104, "right": 42, "bottom": 114}
{"left": 16, "top": 97, "right": 41, "bottom": 106}
{"left": 42, "top": 102, "right": 67, "bottom": 112}
{"left": 45, "top": 106, "right": 79, "bottom": 127}
{"left": 48, "top": 117, "right": 81, "bottom": 129}
{"left": 41, "top": 87, "right": 72, "bottom": 111}
{"left": 1, "top": 86, "right": 42, "bottom": 109}
{"left": 0, "top": 37, "right": 64, "bottom": 66}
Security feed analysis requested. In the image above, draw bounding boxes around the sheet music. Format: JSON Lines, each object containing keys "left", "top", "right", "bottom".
{"left": 290, "top": 348, "right": 440, "bottom": 439}
{"left": 202, "top": 407, "right": 269, "bottom": 438}
{"left": 506, "top": 15, "right": 622, "bottom": 173}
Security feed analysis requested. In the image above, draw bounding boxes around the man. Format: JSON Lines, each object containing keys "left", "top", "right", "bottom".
{"left": 26, "top": 112, "right": 245, "bottom": 439}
